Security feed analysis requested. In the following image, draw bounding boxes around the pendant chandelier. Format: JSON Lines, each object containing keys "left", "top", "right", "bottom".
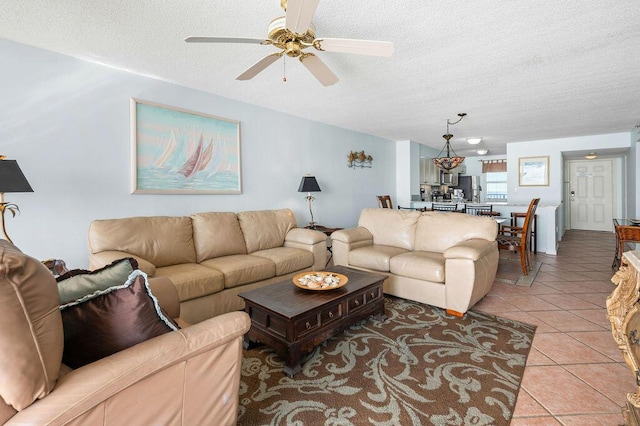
{"left": 433, "top": 113, "right": 467, "bottom": 171}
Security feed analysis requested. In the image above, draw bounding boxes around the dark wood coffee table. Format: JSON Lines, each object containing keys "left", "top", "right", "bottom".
{"left": 238, "top": 265, "right": 387, "bottom": 377}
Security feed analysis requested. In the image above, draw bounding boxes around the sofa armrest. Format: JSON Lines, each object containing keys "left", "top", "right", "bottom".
{"left": 443, "top": 239, "right": 497, "bottom": 261}
{"left": 331, "top": 227, "right": 373, "bottom": 267}
{"left": 285, "top": 227, "right": 327, "bottom": 245}
{"left": 148, "top": 276, "right": 180, "bottom": 320}
{"left": 7, "top": 312, "right": 251, "bottom": 426}
{"left": 284, "top": 228, "right": 328, "bottom": 271}
{"left": 331, "top": 227, "right": 373, "bottom": 244}
{"left": 89, "top": 250, "right": 156, "bottom": 276}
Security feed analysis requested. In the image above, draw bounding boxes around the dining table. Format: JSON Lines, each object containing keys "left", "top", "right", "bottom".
{"left": 613, "top": 218, "right": 640, "bottom": 268}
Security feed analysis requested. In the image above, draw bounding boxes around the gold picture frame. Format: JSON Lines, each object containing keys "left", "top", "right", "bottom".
{"left": 518, "top": 156, "right": 549, "bottom": 186}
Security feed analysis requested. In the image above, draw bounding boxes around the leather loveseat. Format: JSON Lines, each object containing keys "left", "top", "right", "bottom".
{"left": 88, "top": 208, "right": 327, "bottom": 324}
{"left": 331, "top": 208, "right": 499, "bottom": 316}
{"left": 0, "top": 239, "right": 251, "bottom": 426}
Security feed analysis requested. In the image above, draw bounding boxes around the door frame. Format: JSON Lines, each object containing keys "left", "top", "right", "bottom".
{"left": 563, "top": 156, "right": 624, "bottom": 231}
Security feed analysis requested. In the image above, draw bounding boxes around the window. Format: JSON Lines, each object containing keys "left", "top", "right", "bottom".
{"left": 485, "top": 172, "right": 507, "bottom": 201}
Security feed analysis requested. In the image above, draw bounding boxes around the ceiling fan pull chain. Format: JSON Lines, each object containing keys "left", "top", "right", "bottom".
{"left": 283, "top": 56, "right": 287, "bottom": 82}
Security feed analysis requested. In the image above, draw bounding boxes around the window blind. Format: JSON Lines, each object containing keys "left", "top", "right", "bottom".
{"left": 482, "top": 159, "right": 507, "bottom": 173}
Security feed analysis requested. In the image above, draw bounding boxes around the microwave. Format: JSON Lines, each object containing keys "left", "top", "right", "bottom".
{"left": 440, "top": 171, "right": 457, "bottom": 185}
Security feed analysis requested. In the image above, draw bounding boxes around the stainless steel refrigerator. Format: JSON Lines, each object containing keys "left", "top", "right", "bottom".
{"left": 454, "top": 176, "right": 481, "bottom": 203}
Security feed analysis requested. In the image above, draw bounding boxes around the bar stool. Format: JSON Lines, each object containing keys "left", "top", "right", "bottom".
{"left": 510, "top": 211, "right": 537, "bottom": 253}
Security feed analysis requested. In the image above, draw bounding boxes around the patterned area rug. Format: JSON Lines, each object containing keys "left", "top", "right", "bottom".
{"left": 237, "top": 296, "right": 536, "bottom": 426}
{"left": 495, "top": 257, "right": 542, "bottom": 287}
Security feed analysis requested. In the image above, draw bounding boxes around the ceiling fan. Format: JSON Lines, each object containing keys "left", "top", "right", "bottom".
{"left": 185, "top": 0, "right": 394, "bottom": 86}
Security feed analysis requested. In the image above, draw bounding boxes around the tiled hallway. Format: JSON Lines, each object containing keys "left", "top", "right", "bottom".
{"left": 473, "top": 229, "right": 634, "bottom": 425}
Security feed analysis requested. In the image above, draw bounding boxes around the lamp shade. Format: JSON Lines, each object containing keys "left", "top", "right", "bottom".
{"left": 0, "top": 160, "right": 33, "bottom": 193}
{"left": 298, "top": 176, "right": 321, "bottom": 193}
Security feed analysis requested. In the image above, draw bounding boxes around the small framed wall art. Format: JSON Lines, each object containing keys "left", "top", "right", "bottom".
{"left": 131, "top": 98, "right": 242, "bottom": 194}
{"left": 518, "top": 156, "right": 549, "bottom": 186}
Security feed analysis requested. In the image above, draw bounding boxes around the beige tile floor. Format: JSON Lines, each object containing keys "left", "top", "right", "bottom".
{"left": 473, "top": 229, "right": 634, "bottom": 425}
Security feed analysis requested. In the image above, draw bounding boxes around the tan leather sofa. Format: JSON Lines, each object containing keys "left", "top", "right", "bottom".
{"left": 0, "top": 239, "right": 251, "bottom": 426}
{"left": 88, "top": 208, "right": 327, "bottom": 324}
{"left": 331, "top": 208, "right": 499, "bottom": 315}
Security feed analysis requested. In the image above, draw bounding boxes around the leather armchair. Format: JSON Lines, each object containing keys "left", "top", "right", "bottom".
{"left": 0, "top": 240, "right": 250, "bottom": 425}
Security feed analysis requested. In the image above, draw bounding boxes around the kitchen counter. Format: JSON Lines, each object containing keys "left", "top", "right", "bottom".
{"left": 411, "top": 201, "right": 561, "bottom": 255}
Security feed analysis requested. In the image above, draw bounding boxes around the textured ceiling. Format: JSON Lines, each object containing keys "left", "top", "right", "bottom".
{"left": 1, "top": 0, "right": 639, "bottom": 155}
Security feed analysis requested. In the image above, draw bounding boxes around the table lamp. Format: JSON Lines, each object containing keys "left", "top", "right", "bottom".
{"left": 297, "top": 175, "right": 321, "bottom": 228}
{"left": 0, "top": 158, "right": 34, "bottom": 243}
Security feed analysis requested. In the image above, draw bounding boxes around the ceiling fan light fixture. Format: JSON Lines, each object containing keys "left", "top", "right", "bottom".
{"left": 467, "top": 137, "right": 482, "bottom": 145}
{"left": 476, "top": 149, "right": 488, "bottom": 155}
{"left": 585, "top": 152, "right": 597, "bottom": 160}
{"left": 433, "top": 113, "right": 467, "bottom": 171}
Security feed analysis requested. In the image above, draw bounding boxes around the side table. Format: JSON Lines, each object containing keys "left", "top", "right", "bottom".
{"left": 305, "top": 225, "right": 343, "bottom": 267}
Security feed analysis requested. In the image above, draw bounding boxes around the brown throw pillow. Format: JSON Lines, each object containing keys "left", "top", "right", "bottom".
{"left": 60, "top": 270, "right": 178, "bottom": 369}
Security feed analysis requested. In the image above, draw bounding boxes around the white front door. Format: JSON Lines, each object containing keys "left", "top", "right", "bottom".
{"left": 568, "top": 159, "right": 614, "bottom": 231}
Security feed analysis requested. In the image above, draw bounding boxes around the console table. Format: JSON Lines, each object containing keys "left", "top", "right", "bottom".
{"left": 607, "top": 250, "right": 640, "bottom": 425}
{"left": 613, "top": 219, "right": 640, "bottom": 268}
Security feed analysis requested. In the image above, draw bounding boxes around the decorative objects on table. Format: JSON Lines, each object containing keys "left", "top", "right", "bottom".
{"left": 292, "top": 271, "right": 348, "bottom": 290}
{"left": 0, "top": 157, "right": 33, "bottom": 243}
{"left": 130, "top": 98, "right": 242, "bottom": 194}
{"left": 347, "top": 150, "right": 373, "bottom": 168}
{"left": 433, "top": 112, "right": 467, "bottom": 171}
{"left": 607, "top": 251, "right": 640, "bottom": 424}
{"left": 518, "top": 156, "right": 549, "bottom": 186}
{"left": 298, "top": 175, "right": 321, "bottom": 227}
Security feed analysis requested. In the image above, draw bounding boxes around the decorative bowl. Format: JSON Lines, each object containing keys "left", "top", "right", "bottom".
{"left": 630, "top": 219, "right": 640, "bottom": 225}
{"left": 292, "top": 271, "right": 348, "bottom": 291}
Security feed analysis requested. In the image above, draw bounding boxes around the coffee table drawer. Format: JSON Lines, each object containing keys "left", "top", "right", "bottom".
{"left": 295, "top": 312, "right": 320, "bottom": 338}
{"left": 348, "top": 286, "right": 382, "bottom": 313}
{"left": 320, "top": 303, "right": 343, "bottom": 325}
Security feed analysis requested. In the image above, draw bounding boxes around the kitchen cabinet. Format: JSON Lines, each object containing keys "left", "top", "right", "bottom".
{"left": 420, "top": 157, "right": 440, "bottom": 185}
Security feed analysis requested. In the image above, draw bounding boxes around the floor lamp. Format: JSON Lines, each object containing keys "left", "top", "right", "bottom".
{"left": 297, "top": 175, "right": 321, "bottom": 228}
{"left": 0, "top": 159, "right": 33, "bottom": 244}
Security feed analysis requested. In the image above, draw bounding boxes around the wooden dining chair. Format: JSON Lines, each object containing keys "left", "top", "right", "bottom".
{"left": 397, "top": 205, "right": 427, "bottom": 212}
{"left": 464, "top": 204, "right": 493, "bottom": 216}
{"left": 432, "top": 203, "right": 457, "bottom": 212}
{"left": 377, "top": 195, "right": 393, "bottom": 209}
{"left": 497, "top": 198, "right": 540, "bottom": 276}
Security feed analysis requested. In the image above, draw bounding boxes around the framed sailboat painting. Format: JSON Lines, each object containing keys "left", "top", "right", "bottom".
{"left": 131, "top": 98, "right": 242, "bottom": 194}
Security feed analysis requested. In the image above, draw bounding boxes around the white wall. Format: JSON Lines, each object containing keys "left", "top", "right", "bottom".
{"left": 1, "top": 39, "right": 396, "bottom": 267}
{"left": 507, "top": 133, "right": 630, "bottom": 205}
{"left": 632, "top": 128, "right": 639, "bottom": 218}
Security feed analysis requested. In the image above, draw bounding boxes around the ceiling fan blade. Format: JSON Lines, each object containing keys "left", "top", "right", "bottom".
{"left": 236, "top": 52, "right": 283, "bottom": 81}
{"left": 299, "top": 53, "right": 339, "bottom": 86}
{"left": 314, "top": 38, "right": 394, "bottom": 57}
{"left": 285, "top": 0, "right": 320, "bottom": 34}
{"left": 185, "top": 36, "right": 269, "bottom": 45}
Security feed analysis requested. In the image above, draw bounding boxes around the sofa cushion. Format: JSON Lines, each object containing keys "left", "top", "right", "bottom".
{"left": 60, "top": 270, "right": 178, "bottom": 369}
{"left": 56, "top": 258, "right": 138, "bottom": 304}
{"left": 348, "top": 245, "right": 409, "bottom": 272}
{"left": 191, "top": 212, "right": 248, "bottom": 262}
{"left": 200, "top": 255, "right": 275, "bottom": 289}
{"left": 251, "top": 247, "right": 314, "bottom": 275}
{"left": 154, "top": 263, "right": 225, "bottom": 302}
{"left": 390, "top": 251, "right": 446, "bottom": 283}
{"left": 358, "top": 208, "right": 421, "bottom": 250}
{"left": 414, "top": 212, "right": 498, "bottom": 253}
{"left": 0, "top": 240, "right": 63, "bottom": 411}
{"left": 237, "top": 209, "right": 296, "bottom": 253}
{"left": 88, "top": 216, "right": 197, "bottom": 267}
